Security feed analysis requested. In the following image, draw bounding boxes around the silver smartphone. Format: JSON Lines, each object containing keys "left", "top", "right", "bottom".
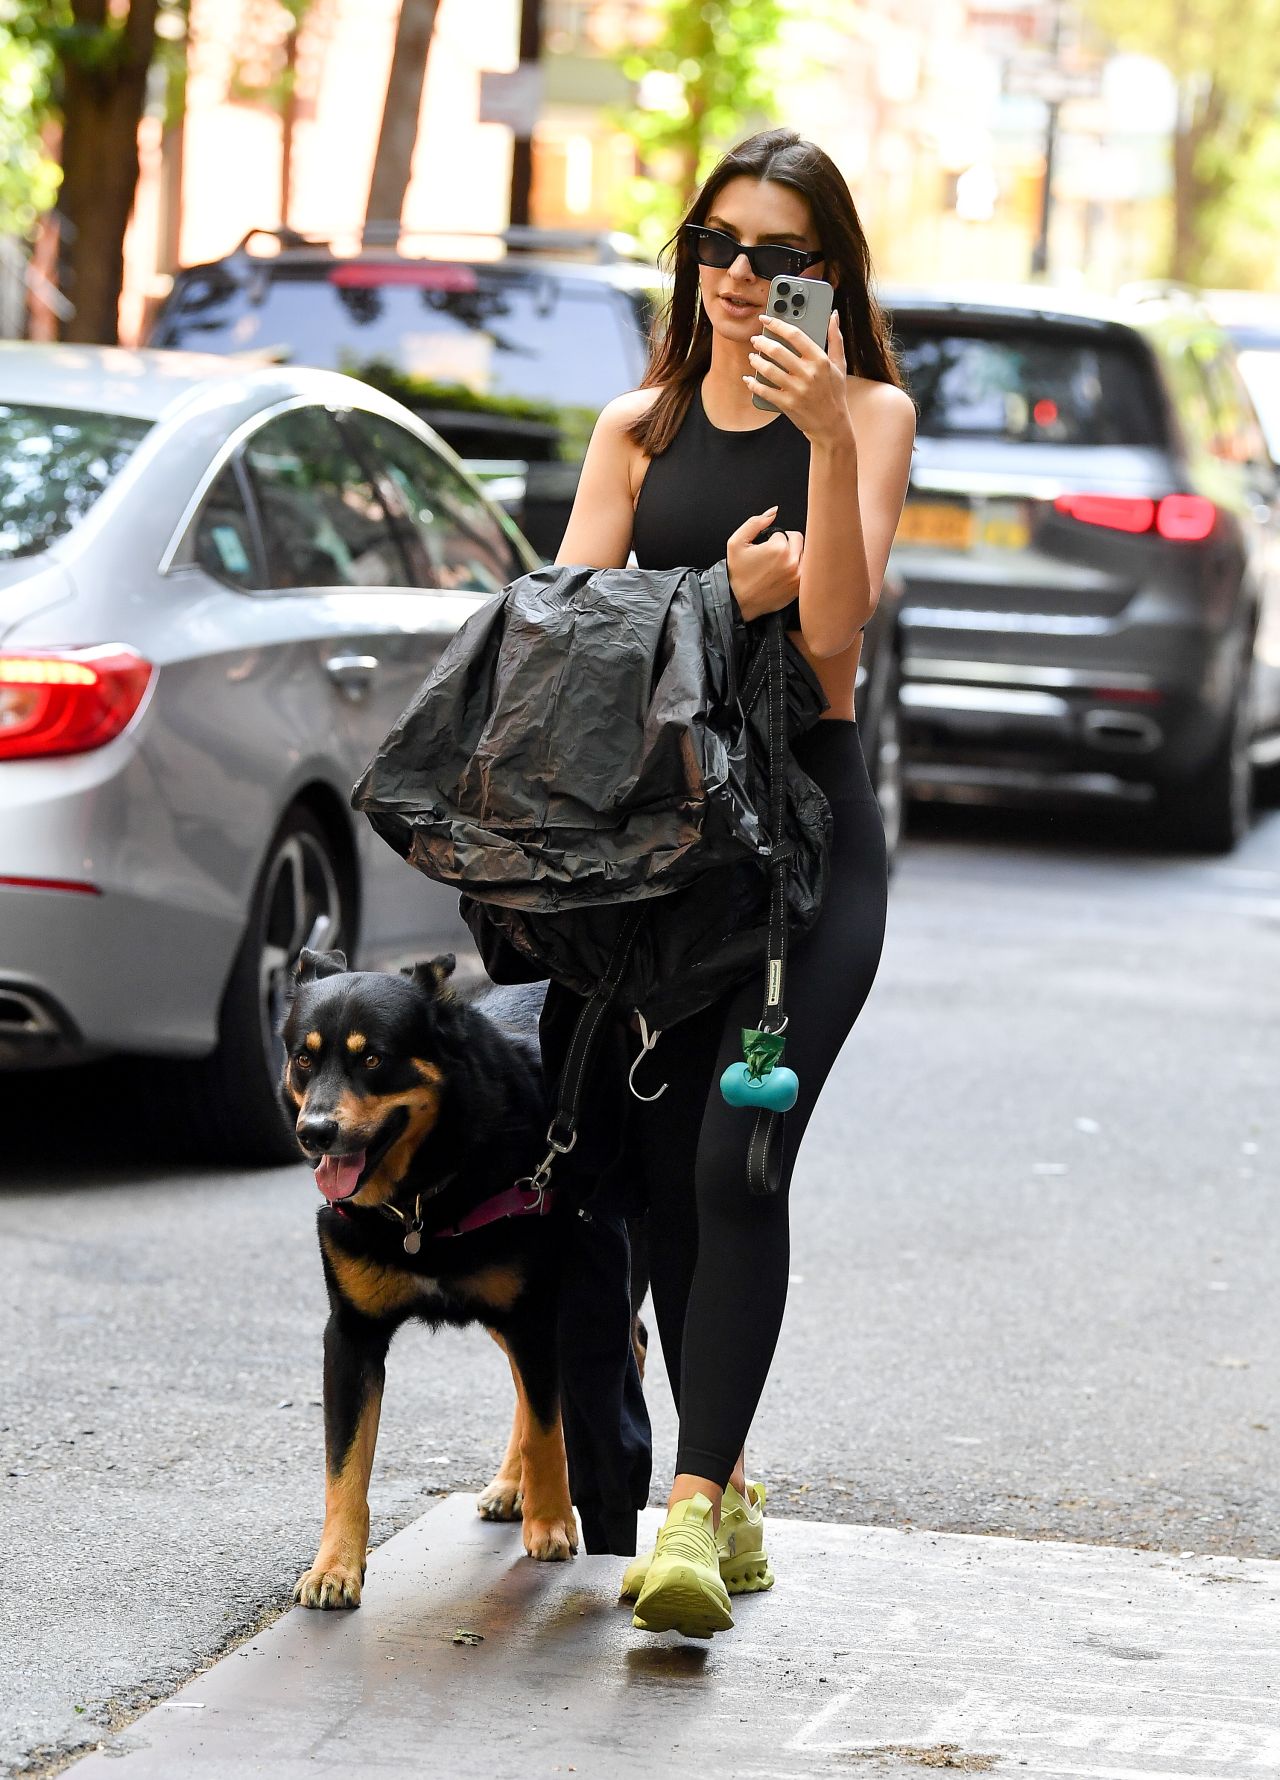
{"left": 752, "top": 274, "right": 835, "bottom": 414}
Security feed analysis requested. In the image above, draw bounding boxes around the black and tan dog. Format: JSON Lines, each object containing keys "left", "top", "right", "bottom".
{"left": 282, "top": 946, "right": 578, "bottom": 1608}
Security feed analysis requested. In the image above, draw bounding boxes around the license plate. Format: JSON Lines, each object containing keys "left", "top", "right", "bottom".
{"left": 897, "top": 500, "right": 1031, "bottom": 552}
{"left": 897, "top": 500, "right": 974, "bottom": 549}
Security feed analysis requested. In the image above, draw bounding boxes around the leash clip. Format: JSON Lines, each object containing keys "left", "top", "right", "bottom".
{"left": 522, "top": 1119, "right": 578, "bottom": 1195}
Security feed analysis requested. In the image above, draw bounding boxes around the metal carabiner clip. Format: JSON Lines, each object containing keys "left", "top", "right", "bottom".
{"left": 627, "top": 1011, "right": 667, "bottom": 1103}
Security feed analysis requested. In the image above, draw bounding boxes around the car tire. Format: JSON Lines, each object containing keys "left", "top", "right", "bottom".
{"left": 1154, "top": 666, "right": 1254, "bottom": 856}
{"left": 168, "top": 805, "right": 353, "bottom": 1165}
{"left": 869, "top": 647, "right": 905, "bottom": 871}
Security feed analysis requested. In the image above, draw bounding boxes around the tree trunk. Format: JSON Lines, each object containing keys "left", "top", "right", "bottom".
{"left": 57, "top": 0, "right": 159, "bottom": 343}
{"left": 364, "top": 0, "right": 440, "bottom": 237}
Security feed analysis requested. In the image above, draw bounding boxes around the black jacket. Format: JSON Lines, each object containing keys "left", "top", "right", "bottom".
{"left": 353, "top": 559, "right": 831, "bottom": 1029}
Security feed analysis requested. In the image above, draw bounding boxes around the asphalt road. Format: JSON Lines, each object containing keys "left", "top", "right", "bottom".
{"left": 3, "top": 792, "right": 1278, "bottom": 1776}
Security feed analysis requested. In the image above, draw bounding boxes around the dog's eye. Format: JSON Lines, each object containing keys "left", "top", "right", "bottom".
{"left": 364, "top": 1053, "right": 381, "bottom": 1070}
{"left": 294, "top": 1052, "right": 313, "bottom": 1071}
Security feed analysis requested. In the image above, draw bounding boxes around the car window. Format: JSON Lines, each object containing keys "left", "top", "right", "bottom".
{"left": 347, "top": 411, "right": 518, "bottom": 594}
{"left": 0, "top": 405, "right": 151, "bottom": 559}
{"left": 192, "top": 463, "right": 259, "bottom": 590}
{"left": 243, "top": 405, "right": 409, "bottom": 589}
{"left": 1160, "top": 337, "right": 1221, "bottom": 458}
{"left": 892, "top": 328, "right": 1165, "bottom": 446}
{"left": 151, "top": 264, "right": 639, "bottom": 463}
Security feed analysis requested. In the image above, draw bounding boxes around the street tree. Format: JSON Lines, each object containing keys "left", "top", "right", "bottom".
{"left": 1086, "top": 0, "right": 1280, "bottom": 285}
{"left": 365, "top": 0, "right": 441, "bottom": 239}
{"left": 611, "top": 0, "right": 785, "bottom": 256}
{"left": 33, "top": 0, "right": 160, "bottom": 343}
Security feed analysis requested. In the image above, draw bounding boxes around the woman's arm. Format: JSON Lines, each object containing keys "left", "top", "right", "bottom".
{"left": 800, "top": 382, "right": 916, "bottom": 657}
{"left": 554, "top": 392, "right": 652, "bottom": 569}
{"left": 745, "top": 312, "right": 916, "bottom": 659}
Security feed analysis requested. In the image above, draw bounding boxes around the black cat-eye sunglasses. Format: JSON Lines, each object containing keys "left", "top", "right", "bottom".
{"left": 683, "top": 223, "right": 825, "bottom": 281}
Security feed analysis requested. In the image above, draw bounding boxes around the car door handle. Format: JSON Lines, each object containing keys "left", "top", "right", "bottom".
{"left": 324, "top": 653, "right": 379, "bottom": 698}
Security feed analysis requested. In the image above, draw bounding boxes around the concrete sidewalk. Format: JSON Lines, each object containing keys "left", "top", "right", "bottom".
{"left": 71, "top": 1495, "right": 1278, "bottom": 1780}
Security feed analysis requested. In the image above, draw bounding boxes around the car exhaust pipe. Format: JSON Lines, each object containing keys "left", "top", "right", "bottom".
{"left": 1081, "top": 708, "right": 1163, "bottom": 754}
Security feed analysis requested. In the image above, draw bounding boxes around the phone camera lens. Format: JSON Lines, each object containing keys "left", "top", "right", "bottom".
{"left": 772, "top": 299, "right": 787, "bottom": 314}
{"left": 776, "top": 282, "right": 791, "bottom": 296}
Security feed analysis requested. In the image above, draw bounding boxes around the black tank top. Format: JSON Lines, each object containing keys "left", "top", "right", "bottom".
{"left": 631, "top": 380, "right": 809, "bottom": 630}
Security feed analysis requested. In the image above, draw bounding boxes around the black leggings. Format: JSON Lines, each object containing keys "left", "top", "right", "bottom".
{"left": 628, "top": 718, "right": 888, "bottom": 1483}
{"left": 545, "top": 719, "right": 887, "bottom": 1544}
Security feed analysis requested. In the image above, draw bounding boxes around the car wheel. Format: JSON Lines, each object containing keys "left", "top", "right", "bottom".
{"left": 170, "top": 806, "right": 353, "bottom": 1164}
{"left": 1154, "top": 667, "right": 1253, "bottom": 855}
{"left": 870, "top": 648, "right": 905, "bottom": 869}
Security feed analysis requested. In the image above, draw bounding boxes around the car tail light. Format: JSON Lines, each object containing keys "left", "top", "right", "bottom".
{"left": 1053, "top": 494, "right": 1156, "bottom": 532}
{"left": 1154, "top": 493, "right": 1217, "bottom": 540}
{"left": 0, "top": 646, "right": 153, "bottom": 761}
{"left": 1054, "top": 491, "right": 1217, "bottom": 541}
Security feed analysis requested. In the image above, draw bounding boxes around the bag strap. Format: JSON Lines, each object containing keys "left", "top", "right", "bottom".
{"left": 747, "top": 613, "right": 791, "bottom": 1197}
{"left": 527, "top": 906, "right": 648, "bottom": 1217}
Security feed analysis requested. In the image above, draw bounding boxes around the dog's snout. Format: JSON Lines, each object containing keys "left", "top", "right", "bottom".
{"left": 296, "top": 1116, "right": 339, "bottom": 1154}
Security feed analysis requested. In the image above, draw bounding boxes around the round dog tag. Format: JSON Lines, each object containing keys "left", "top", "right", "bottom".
{"left": 403, "top": 1229, "right": 422, "bottom": 1255}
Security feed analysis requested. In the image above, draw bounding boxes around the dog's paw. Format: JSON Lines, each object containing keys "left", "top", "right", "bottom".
{"left": 476, "top": 1476, "right": 523, "bottom": 1521}
{"left": 293, "top": 1561, "right": 363, "bottom": 1609}
{"left": 523, "top": 1513, "right": 578, "bottom": 1561}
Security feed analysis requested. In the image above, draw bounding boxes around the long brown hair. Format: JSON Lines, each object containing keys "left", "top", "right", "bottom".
{"left": 628, "top": 128, "right": 905, "bottom": 457}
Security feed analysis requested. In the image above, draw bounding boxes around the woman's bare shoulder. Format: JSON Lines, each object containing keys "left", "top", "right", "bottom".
{"left": 846, "top": 375, "right": 916, "bottom": 428}
{"left": 596, "top": 386, "right": 665, "bottom": 500}
{"left": 597, "top": 385, "right": 665, "bottom": 432}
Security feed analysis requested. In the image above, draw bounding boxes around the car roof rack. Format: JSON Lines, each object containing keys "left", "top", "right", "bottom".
{"left": 232, "top": 224, "right": 649, "bottom": 265}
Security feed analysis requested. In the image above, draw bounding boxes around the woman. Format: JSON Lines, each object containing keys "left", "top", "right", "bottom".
{"left": 552, "top": 127, "right": 916, "bottom": 1637}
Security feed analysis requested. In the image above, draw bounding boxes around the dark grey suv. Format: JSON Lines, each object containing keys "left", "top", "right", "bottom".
{"left": 884, "top": 283, "right": 1280, "bottom": 852}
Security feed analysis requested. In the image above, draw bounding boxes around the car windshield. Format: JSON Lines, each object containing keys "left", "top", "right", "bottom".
{"left": 893, "top": 327, "right": 1165, "bottom": 446}
{"left": 0, "top": 404, "right": 153, "bottom": 558}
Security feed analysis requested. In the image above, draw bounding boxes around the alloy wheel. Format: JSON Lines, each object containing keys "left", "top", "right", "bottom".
{"left": 256, "top": 830, "right": 342, "bottom": 1083}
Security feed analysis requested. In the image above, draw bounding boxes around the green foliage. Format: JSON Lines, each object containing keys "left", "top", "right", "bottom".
{"left": 605, "top": 0, "right": 789, "bottom": 255}
{"left": 1086, "top": 0, "right": 1280, "bottom": 284}
{"left": 0, "top": 23, "right": 59, "bottom": 232}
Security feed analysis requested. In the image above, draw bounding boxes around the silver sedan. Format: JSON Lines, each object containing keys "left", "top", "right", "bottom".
{"left": 0, "top": 345, "right": 539, "bottom": 1160}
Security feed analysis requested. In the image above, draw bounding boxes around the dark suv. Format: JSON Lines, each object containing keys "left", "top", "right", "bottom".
{"left": 884, "top": 283, "right": 1280, "bottom": 851}
{"left": 146, "top": 226, "right": 660, "bottom": 560}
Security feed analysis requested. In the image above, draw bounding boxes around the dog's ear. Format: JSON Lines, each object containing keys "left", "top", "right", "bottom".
{"left": 295, "top": 947, "right": 348, "bottom": 985}
{"left": 403, "top": 954, "right": 456, "bottom": 997}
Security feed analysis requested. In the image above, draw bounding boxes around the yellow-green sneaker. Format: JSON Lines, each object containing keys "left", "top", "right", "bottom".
{"left": 621, "top": 1481, "right": 774, "bottom": 1603}
{"left": 631, "top": 1492, "right": 734, "bottom": 1638}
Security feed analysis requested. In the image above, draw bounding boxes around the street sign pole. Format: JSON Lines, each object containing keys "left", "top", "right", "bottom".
{"left": 1031, "top": 95, "right": 1058, "bottom": 277}
{"left": 1032, "top": 0, "right": 1061, "bottom": 277}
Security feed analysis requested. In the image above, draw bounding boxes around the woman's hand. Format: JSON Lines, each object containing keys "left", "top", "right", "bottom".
{"left": 726, "top": 506, "right": 803, "bottom": 622}
{"left": 744, "top": 311, "right": 855, "bottom": 451}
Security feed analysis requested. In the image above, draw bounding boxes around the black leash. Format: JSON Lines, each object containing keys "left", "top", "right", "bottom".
{"left": 746, "top": 613, "right": 791, "bottom": 1197}
{"left": 524, "top": 905, "right": 648, "bottom": 1219}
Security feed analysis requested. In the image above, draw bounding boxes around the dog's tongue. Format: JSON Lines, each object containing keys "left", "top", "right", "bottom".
{"left": 314, "top": 1152, "right": 366, "bottom": 1202}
